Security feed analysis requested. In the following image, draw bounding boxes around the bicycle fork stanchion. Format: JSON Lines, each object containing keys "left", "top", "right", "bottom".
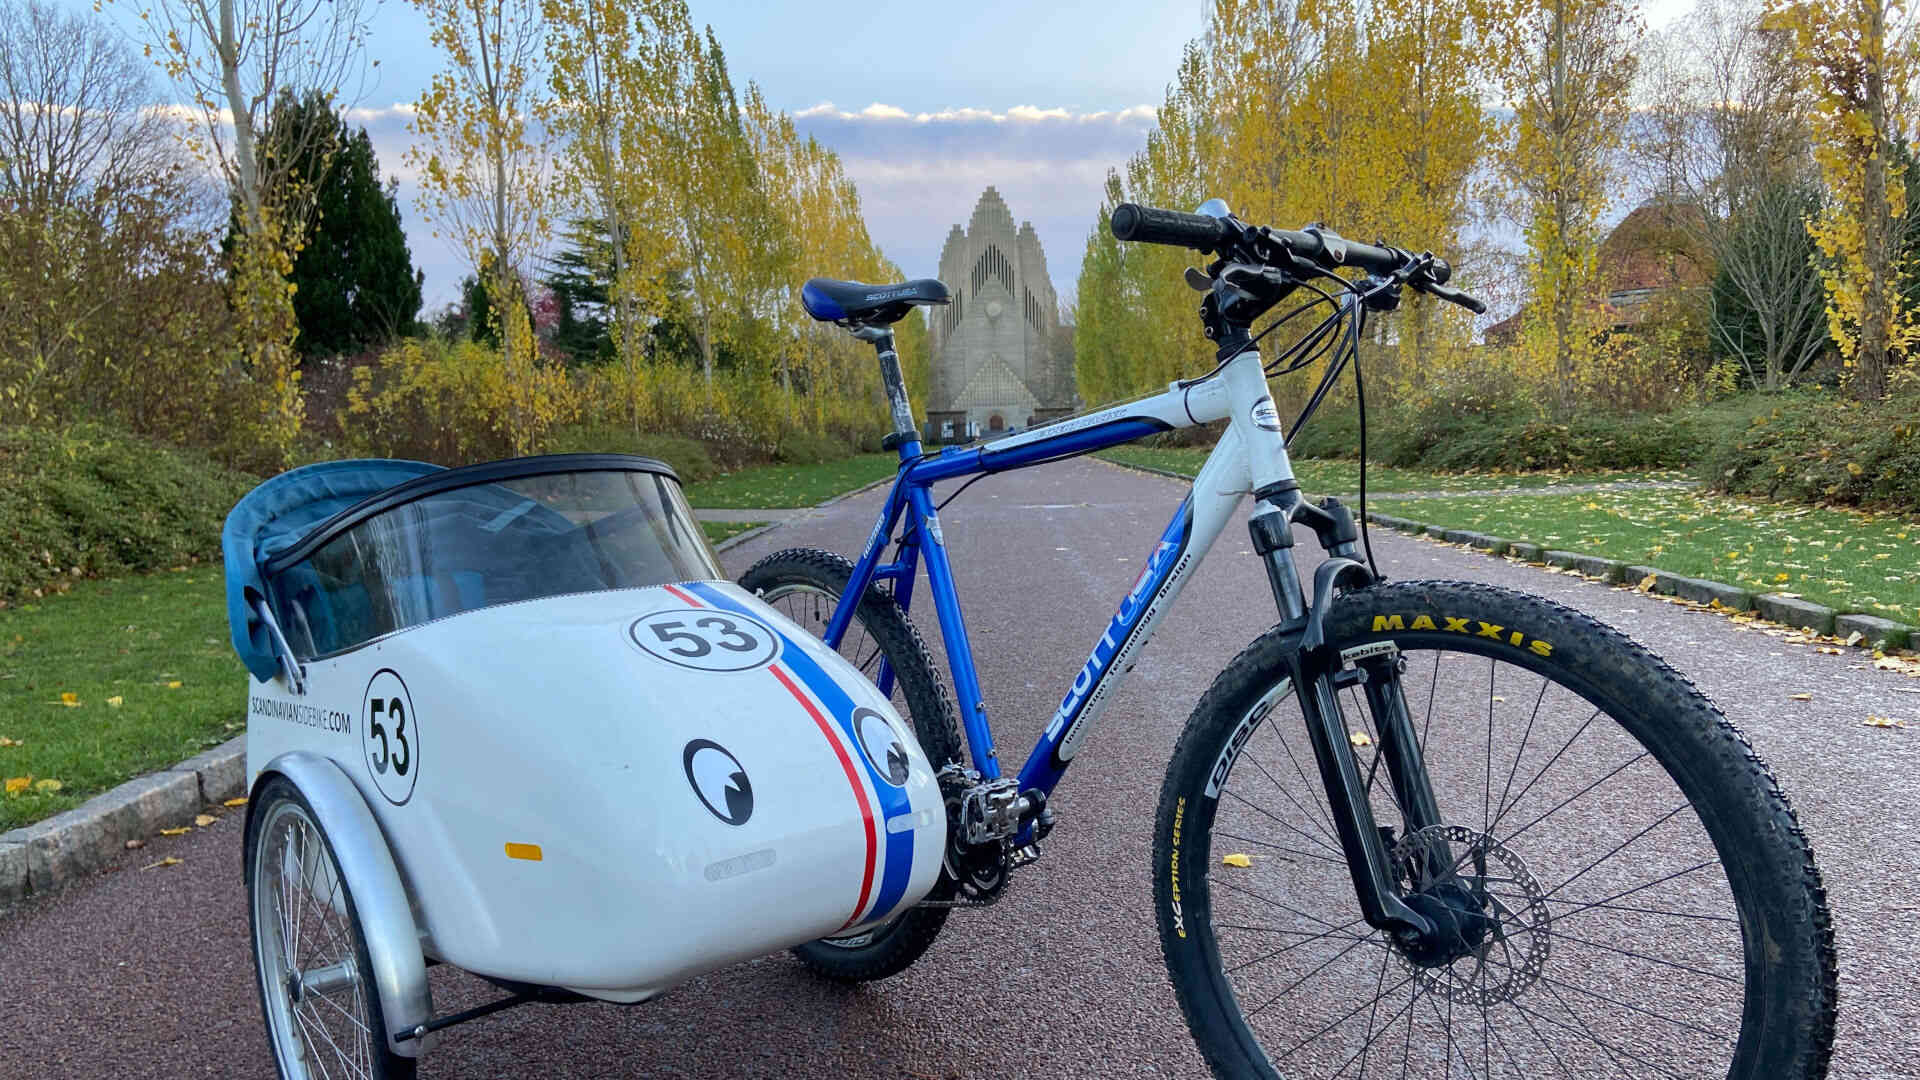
{"left": 1249, "top": 495, "right": 1436, "bottom": 940}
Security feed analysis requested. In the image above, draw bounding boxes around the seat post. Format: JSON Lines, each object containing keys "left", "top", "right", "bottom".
{"left": 852, "top": 325, "right": 918, "bottom": 447}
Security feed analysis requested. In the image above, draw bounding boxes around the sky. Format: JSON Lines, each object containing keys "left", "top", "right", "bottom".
{"left": 66, "top": 0, "right": 1699, "bottom": 309}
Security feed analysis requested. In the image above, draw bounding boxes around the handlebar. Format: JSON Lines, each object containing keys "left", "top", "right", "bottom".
{"left": 1109, "top": 201, "right": 1484, "bottom": 314}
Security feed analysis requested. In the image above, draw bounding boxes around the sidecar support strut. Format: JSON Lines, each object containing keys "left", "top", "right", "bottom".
{"left": 392, "top": 984, "right": 589, "bottom": 1043}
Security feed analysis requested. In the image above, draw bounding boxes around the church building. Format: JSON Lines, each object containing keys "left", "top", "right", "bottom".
{"left": 923, "top": 187, "right": 1078, "bottom": 440}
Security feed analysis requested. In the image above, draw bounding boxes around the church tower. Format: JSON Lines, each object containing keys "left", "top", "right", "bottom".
{"left": 924, "top": 187, "right": 1078, "bottom": 440}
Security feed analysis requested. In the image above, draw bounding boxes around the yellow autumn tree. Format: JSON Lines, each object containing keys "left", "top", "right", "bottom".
{"left": 1770, "top": 0, "right": 1919, "bottom": 400}
{"left": 1078, "top": 0, "right": 1500, "bottom": 411}
{"left": 408, "top": 0, "right": 566, "bottom": 455}
{"left": 1495, "top": 0, "right": 1640, "bottom": 417}
{"left": 544, "top": 0, "right": 677, "bottom": 428}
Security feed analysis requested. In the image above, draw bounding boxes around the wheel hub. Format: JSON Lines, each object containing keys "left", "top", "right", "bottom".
{"left": 1398, "top": 882, "right": 1496, "bottom": 968}
{"left": 1388, "top": 825, "right": 1552, "bottom": 1006}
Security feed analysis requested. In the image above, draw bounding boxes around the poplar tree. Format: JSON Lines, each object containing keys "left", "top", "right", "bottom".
{"left": 1771, "top": 0, "right": 1918, "bottom": 399}
{"left": 1496, "top": 0, "right": 1641, "bottom": 416}
{"left": 408, "top": 0, "right": 555, "bottom": 453}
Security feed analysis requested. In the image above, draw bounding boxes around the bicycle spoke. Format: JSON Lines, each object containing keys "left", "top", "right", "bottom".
{"left": 1492, "top": 749, "right": 1651, "bottom": 854}
{"left": 1221, "top": 769, "right": 1345, "bottom": 858}
{"left": 1244, "top": 936, "right": 1382, "bottom": 1022}
{"left": 1210, "top": 873, "right": 1363, "bottom": 935}
{"left": 1353, "top": 944, "right": 1393, "bottom": 1077}
{"left": 1225, "top": 922, "right": 1382, "bottom": 975}
{"left": 1490, "top": 678, "right": 1552, "bottom": 834}
{"left": 1270, "top": 955, "right": 1418, "bottom": 1050}
{"left": 1542, "top": 802, "right": 1690, "bottom": 900}
{"left": 1262, "top": 719, "right": 1345, "bottom": 844}
{"left": 1213, "top": 919, "right": 1374, "bottom": 943}
{"left": 1484, "top": 705, "right": 1604, "bottom": 839}
{"left": 1483, "top": 656, "right": 1495, "bottom": 834}
{"left": 1526, "top": 859, "right": 1730, "bottom": 923}
{"left": 1212, "top": 828, "right": 1348, "bottom": 866}
{"left": 1545, "top": 927, "right": 1741, "bottom": 983}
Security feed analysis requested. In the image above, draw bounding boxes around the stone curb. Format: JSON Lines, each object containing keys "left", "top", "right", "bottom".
{"left": 707, "top": 470, "right": 902, "bottom": 557}
{"left": 712, "top": 521, "right": 782, "bottom": 554}
{"left": 1, "top": 735, "right": 244, "bottom": 910}
{"left": 1362, "top": 511, "right": 1913, "bottom": 650}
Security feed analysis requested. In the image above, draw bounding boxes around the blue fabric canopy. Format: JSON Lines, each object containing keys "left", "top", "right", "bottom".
{"left": 223, "top": 459, "right": 442, "bottom": 682}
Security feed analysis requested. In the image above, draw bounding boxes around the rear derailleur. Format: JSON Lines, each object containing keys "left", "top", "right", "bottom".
{"left": 920, "top": 764, "right": 1053, "bottom": 908}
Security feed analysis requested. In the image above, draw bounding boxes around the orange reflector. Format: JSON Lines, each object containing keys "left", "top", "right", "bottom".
{"left": 504, "top": 843, "right": 543, "bottom": 862}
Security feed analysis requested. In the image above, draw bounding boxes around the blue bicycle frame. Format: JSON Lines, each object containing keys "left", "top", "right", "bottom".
{"left": 817, "top": 321, "right": 1298, "bottom": 806}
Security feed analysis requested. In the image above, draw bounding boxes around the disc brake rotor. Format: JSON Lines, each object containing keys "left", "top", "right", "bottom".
{"left": 1389, "top": 824, "right": 1551, "bottom": 1007}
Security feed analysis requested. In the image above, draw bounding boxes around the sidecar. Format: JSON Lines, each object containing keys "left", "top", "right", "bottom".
{"left": 222, "top": 453, "right": 946, "bottom": 1075}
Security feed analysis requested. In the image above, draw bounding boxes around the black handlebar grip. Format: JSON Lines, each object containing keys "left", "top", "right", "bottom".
{"left": 1110, "top": 203, "right": 1230, "bottom": 251}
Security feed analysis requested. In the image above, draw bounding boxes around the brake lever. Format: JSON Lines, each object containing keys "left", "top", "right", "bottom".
{"left": 1415, "top": 279, "right": 1488, "bottom": 315}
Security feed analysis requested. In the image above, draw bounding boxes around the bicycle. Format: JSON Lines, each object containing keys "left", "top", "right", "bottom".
{"left": 740, "top": 200, "right": 1838, "bottom": 1078}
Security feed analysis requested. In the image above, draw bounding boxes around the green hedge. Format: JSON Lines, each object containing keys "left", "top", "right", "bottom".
{"left": 0, "top": 425, "right": 259, "bottom": 604}
{"left": 1285, "top": 394, "right": 1774, "bottom": 473}
{"left": 1707, "top": 389, "right": 1920, "bottom": 511}
{"left": 545, "top": 425, "right": 721, "bottom": 485}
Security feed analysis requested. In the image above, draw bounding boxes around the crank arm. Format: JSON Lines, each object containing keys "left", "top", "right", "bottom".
{"left": 1289, "top": 650, "right": 1434, "bottom": 938}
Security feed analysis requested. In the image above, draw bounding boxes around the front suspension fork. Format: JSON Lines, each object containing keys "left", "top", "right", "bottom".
{"left": 1251, "top": 497, "right": 1444, "bottom": 938}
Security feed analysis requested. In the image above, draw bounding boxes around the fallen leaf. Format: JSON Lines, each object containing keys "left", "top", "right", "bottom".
{"left": 1789, "top": 693, "right": 1812, "bottom": 701}
{"left": 33, "top": 778, "right": 61, "bottom": 793}
{"left": 106, "top": 695, "right": 123, "bottom": 708}
{"left": 1221, "top": 853, "right": 1254, "bottom": 868}
{"left": 0, "top": 736, "right": 17, "bottom": 747}
{"left": 1349, "top": 730, "right": 1373, "bottom": 747}
{"left": 140, "top": 856, "right": 183, "bottom": 870}
{"left": 223, "top": 796, "right": 247, "bottom": 807}
{"left": 159, "top": 827, "right": 190, "bottom": 836}
{"left": 125, "top": 838, "right": 145, "bottom": 850}
{"left": 3, "top": 776, "right": 28, "bottom": 796}
{"left": 1637, "top": 574, "right": 1657, "bottom": 592}
{"left": 1864, "top": 715, "right": 1908, "bottom": 728}
{"left": 1846, "top": 631, "right": 1865, "bottom": 647}
{"left": 193, "top": 813, "right": 216, "bottom": 827}
{"left": 166, "top": 680, "right": 182, "bottom": 689}
{"left": 59, "top": 691, "right": 77, "bottom": 705}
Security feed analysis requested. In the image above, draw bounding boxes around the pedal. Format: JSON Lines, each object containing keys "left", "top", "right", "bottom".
{"left": 959, "top": 777, "right": 1030, "bottom": 845}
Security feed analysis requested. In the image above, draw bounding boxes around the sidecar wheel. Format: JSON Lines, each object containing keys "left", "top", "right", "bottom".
{"left": 246, "top": 776, "right": 416, "bottom": 1080}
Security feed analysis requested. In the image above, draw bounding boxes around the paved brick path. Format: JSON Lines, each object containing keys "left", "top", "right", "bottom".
{"left": 2, "top": 458, "right": 1912, "bottom": 1077}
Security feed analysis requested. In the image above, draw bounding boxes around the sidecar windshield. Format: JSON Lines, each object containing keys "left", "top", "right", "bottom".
{"left": 262, "top": 456, "right": 720, "bottom": 660}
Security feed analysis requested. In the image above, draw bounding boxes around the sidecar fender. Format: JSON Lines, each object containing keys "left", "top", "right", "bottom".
{"left": 247, "top": 752, "right": 434, "bottom": 1058}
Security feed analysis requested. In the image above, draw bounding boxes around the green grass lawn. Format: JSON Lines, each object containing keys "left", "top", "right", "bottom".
{"left": 1097, "top": 448, "right": 1689, "bottom": 494}
{"left": 0, "top": 570, "right": 243, "bottom": 830}
{"left": 682, "top": 453, "right": 900, "bottom": 509}
{"left": 700, "top": 520, "right": 766, "bottom": 545}
{"left": 1373, "top": 489, "right": 1920, "bottom": 622}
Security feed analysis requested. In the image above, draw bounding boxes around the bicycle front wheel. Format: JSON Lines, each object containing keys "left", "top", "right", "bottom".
{"left": 1155, "top": 580, "right": 1835, "bottom": 1079}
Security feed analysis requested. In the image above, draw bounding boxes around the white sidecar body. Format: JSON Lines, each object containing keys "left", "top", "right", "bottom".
{"left": 224, "top": 454, "right": 945, "bottom": 1006}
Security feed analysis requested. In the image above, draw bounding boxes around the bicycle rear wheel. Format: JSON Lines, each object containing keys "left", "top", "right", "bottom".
{"left": 741, "top": 547, "right": 964, "bottom": 982}
{"left": 1155, "top": 580, "right": 1835, "bottom": 1079}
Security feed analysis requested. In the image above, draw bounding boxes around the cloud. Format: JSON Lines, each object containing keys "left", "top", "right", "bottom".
{"left": 792, "top": 104, "right": 1157, "bottom": 300}
{"left": 124, "top": 97, "right": 1160, "bottom": 308}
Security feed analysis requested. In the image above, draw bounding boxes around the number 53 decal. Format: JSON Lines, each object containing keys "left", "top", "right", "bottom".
{"left": 362, "top": 669, "right": 420, "bottom": 805}
{"left": 630, "top": 609, "right": 780, "bottom": 672}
